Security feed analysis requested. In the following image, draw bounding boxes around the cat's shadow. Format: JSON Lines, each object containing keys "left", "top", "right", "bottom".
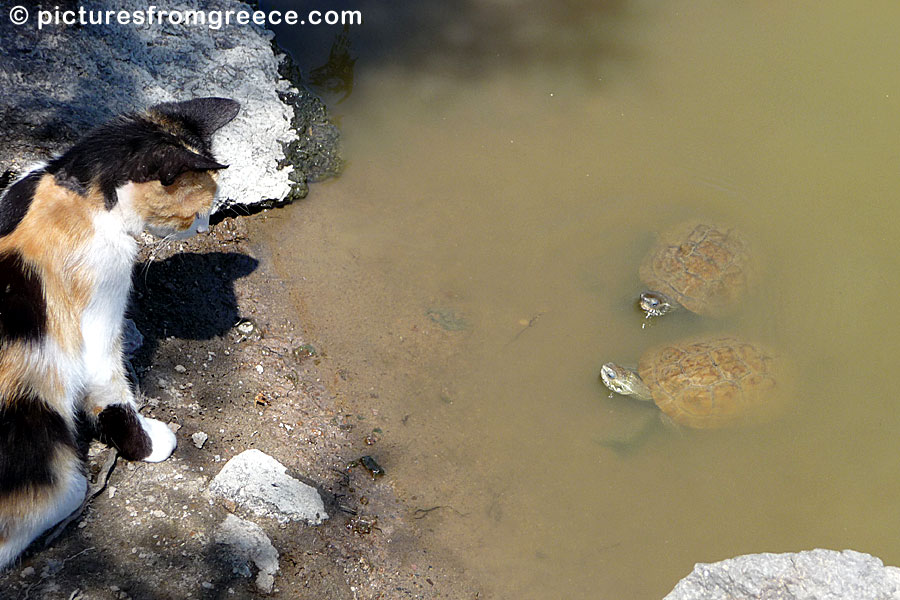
{"left": 128, "top": 250, "right": 259, "bottom": 368}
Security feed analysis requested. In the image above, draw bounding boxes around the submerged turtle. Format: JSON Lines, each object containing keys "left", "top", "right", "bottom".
{"left": 600, "top": 336, "right": 778, "bottom": 429}
{"left": 639, "top": 223, "right": 753, "bottom": 318}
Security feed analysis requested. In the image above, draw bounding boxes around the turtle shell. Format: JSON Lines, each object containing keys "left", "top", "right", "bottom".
{"left": 637, "top": 337, "right": 778, "bottom": 429}
{"left": 639, "top": 223, "right": 753, "bottom": 317}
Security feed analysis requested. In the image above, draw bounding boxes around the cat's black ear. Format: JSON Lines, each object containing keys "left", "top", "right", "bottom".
{"left": 157, "top": 146, "right": 228, "bottom": 187}
{"left": 150, "top": 97, "right": 241, "bottom": 141}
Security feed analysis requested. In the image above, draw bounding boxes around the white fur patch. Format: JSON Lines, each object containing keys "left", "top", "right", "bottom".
{"left": 138, "top": 415, "right": 177, "bottom": 463}
{"left": 80, "top": 205, "right": 138, "bottom": 391}
{"left": 111, "top": 183, "right": 148, "bottom": 236}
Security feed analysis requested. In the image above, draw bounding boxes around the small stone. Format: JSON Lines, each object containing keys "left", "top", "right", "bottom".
{"left": 215, "top": 514, "right": 279, "bottom": 594}
{"left": 20, "top": 566, "right": 34, "bottom": 578}
{"left": 192, "top": 432, "right": 209, "bottom": 449}
{"left": 42, "top": 559, "right": 63, "bottom": 577}
{"left": 174, "top": 365, "right": 187, "bottom": 373}
{"left": 255, "top": 364, "right": 264, "bottom": 374}
{"left": 108, "top": 486, "right": 117, "bottom": 499}
{"left": 256, "top": 572, "right": 275, "bottom": 594}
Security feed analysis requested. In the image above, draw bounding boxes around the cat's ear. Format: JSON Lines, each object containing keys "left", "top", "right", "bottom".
{"left": 157, "top": 146, "right": 228, "bottom": 187}
{"left": 150, "top": 97, "right": 241, "bottom": 141}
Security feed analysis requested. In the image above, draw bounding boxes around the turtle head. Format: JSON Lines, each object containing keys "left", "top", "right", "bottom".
{"left": 639, "top": 292, "right": 675, "bottom": 318}
{"left": 600, "top": 362, "right": 654, "bottom": 402}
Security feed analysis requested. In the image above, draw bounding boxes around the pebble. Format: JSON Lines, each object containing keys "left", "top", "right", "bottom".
{"left": 192, "top": 432, "right": 209, "bottom": 449}
{"left": 174, "top": 365, "right": 187, "bottom": 373}
{"left": 20, "top": 566, "right": 34, "bottom": 578}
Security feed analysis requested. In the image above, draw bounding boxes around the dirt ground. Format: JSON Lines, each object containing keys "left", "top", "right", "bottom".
{"left": 0, "top": 214, "right": 481, "bottom": 600}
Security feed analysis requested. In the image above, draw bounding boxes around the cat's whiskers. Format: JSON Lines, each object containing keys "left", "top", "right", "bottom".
{"left": 141, "top": 232, "right": 178, "bottom": 283}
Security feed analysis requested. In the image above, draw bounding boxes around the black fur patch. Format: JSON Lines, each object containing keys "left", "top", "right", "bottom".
{"left": 0, "top": 251, "right": 46, "bottom": 341}
{"left": 152, "top": 97, "right": 240, "bottom": 143}
{"left": 0, "top": 171, "right": 41, "bottom": 237}
{"left": 97, "top": 404, "right": 152, "bottom": 461}
{"left": 46, "top": 97, "right": 239, "bottom": 209}
{"left": 0, "top": 170, "right": 16, "bottom": 193}
{"left": 0, "top": 394, "right": 77, "bottom": 495}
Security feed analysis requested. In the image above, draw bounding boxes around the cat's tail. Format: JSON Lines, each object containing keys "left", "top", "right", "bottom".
{"left": 0, "top": 396, "right": 87, "bottom": 570}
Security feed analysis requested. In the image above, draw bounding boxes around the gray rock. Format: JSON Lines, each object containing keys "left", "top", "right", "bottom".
{"left": 209, "top": 449, "right": 328, "bottom": 525}
{"left": 664, "top": 549, "right": 900, "bottom": 600}
{"left": 0, "top": 0, "right": 341, "bottom": 209}
{"left": 214, "top": 514, "right": 279, "bottom": 594}
{"left": 191, "top": 432, "right": 209, "bottom": 449}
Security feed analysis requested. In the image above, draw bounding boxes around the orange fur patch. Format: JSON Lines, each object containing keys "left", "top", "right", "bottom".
{"left": 0, "top": 175, "right": 105, "bottom": 420}
{"left": 0, "top": 176, "right": 97, "bottom": 356}
{"left": 131, "top": 171, "right": 217, "bottom": 231}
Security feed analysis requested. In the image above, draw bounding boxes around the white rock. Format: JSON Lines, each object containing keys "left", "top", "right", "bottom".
{"left": 209, "top": 449, "right": 328, "bottom": 525}
{"left": 214, "top": 514, "right": 279, "bottom": 594}
{"left": 0, "top": 0, "right": 337, "bottom": 210}
{"left": 665, "top": 549, "right": 900, "bottom": 600}
{"left": 192, "top": 432, "right": 209, "bottom": 449}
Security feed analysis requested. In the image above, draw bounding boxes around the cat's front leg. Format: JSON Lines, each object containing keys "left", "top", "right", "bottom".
{"left": 83, "top": 359, "right": 176, "bottom": 463}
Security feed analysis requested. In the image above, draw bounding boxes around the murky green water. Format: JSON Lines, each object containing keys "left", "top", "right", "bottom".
{"left": 259, "top": 1, "right": 900, "bottom": 597}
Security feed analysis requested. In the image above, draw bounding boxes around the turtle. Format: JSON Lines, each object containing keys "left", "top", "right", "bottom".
{"left": 638, "top": 222, "right": 754, "bottom": 318}
{"left": 599, "top": 336, "right": 778, "bottom": 430}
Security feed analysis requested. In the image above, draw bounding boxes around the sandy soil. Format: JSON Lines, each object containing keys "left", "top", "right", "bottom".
{"left": 0, "top": 215, "right": 480, "bottom": 600}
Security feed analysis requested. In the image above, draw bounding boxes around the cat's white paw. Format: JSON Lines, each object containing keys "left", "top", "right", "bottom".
{"left": 138, "top": 415, "right": 177, "bottom": 462}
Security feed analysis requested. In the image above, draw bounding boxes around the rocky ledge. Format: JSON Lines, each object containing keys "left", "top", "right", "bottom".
{"left": 0, "top": 0, "right": 342, "bottom": 209}
{"left": 665, "top": 548, "right": 900, "bottom": 600}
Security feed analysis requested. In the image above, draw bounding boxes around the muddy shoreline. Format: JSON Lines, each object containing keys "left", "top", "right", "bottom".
{"left": 0, "top": 212, "right": 479, "bottom": 599}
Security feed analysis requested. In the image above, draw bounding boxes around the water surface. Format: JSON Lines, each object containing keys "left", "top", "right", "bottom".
{"left": 259, "top": 1, "right": 900, "bottom": 597}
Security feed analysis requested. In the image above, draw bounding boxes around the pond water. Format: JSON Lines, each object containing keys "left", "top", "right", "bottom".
{"left": 258, "top": 1, "right": 900, "bottom": 597}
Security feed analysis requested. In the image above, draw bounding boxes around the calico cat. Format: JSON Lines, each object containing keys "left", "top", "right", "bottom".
{"left": 0, "top": 97, "right": 240, "bottom": 568}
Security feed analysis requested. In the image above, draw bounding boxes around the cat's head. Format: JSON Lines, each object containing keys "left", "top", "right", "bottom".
{"left": 47, "top": 97, "right": 240, "bottom": 237}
